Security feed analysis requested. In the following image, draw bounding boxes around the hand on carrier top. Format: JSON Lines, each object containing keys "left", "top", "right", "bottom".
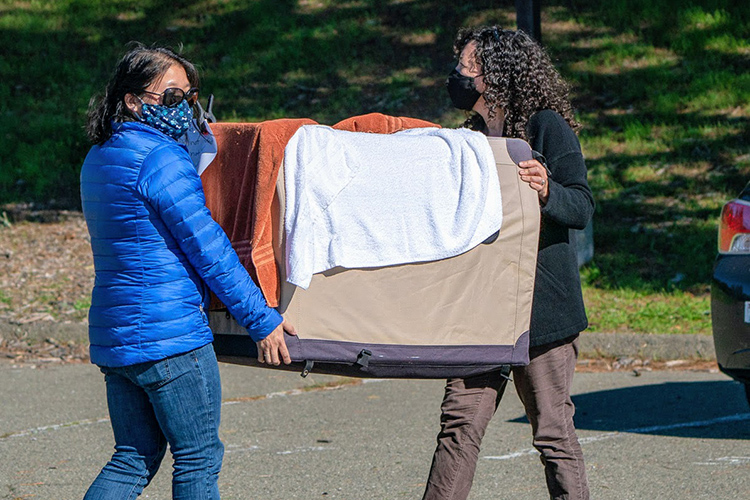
{"left": 518, "top": 159, "right": 550, "bottom": 204}
{"left": 256, "top": 318, "right": 297, "bottom": 365}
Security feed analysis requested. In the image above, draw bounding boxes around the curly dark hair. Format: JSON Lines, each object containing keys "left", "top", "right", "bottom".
{"left": 454, "top": 27, "right": 580, "bottom": 140}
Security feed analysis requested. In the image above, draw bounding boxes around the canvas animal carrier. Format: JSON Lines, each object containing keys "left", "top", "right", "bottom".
{"left": 204, "top": 127, "right": 540, "bottom": 378}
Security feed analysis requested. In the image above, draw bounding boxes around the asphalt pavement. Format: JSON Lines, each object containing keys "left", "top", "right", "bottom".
{"left": 1, "top": 357, "right": 749, "bottom": 500}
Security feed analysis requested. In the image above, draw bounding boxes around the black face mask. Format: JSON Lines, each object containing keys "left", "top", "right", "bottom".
{"left": 446, "top": 68, "right": 481, "bottom": 111}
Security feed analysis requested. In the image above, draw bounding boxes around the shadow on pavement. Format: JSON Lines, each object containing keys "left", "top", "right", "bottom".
{"left": 510, "top": 380, "right": 750, "bottom": 440}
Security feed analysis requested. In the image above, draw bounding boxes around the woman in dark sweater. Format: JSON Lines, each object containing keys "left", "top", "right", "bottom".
{"left": 422, "top": 27, "right": 594, "bottom": 500}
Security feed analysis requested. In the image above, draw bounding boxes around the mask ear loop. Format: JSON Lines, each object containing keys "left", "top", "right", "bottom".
{"left": 122, "top": 93, "right": 146, "bottom": 120}
{"left": 133, "top": 94, "right": 148, "bottom": 120}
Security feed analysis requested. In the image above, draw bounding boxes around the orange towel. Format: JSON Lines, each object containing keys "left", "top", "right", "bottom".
{"left": 332, "top": 112, "right": 438, "bottom": 133}
{"left": 202, "top": 119, "right": 317, "bottom": 308}
{"left": 202, "top": 114, "right": 439, "bottom": 309}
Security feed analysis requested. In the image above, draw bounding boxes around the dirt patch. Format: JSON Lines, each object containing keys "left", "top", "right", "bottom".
{"left": 0, "top": 336, "right": 89, "bottom": 365}
{"left": 0, "top": 209, "right": 93, "bottom": 326}
{"left": 0, "top": 208, "right": 92, "bottom": 366}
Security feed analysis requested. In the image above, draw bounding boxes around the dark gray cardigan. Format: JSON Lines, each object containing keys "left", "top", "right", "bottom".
{"left": 525, "top": 109, "right": 595, "bottom": 347}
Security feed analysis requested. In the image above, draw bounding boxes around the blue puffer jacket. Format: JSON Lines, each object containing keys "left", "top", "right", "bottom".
{"left": 80, "top": 121, "right": 282, "bottom": 367}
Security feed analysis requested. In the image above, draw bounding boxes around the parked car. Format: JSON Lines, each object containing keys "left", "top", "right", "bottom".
{"left": 711, "top": 192, "right": 750, "bottom": 407}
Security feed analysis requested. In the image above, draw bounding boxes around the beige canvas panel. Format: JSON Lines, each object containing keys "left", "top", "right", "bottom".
{"left": 259, "top": 136, "right": 540, "bottom": 347}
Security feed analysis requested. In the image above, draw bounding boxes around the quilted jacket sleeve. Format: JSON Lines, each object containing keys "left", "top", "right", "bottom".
{"left": 137, "top": 143, "right": 282, "bottom": 341}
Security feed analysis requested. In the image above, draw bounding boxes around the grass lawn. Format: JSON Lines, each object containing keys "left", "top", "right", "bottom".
{"left": 1, "top": 0, "right": 748, "bottom": 334}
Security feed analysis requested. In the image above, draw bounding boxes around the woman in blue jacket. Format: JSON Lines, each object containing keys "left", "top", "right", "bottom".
{"left": 80, "top": 44, "right": 295, "bottom": 500}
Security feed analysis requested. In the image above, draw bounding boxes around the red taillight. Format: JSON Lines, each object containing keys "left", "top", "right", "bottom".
{"left": 719, "top": 200, "right": 750, "bottom": 253}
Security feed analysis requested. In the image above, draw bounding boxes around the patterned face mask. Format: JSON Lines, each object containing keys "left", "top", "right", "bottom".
{"left": 137, "top": 98, "right": 193, "bottom": 140}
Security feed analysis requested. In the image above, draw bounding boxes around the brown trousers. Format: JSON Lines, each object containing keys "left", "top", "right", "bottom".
{"left": 422, "top": 336, "right": 589, "bottom": 500}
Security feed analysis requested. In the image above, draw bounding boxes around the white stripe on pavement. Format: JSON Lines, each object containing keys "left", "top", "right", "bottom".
{"left": 483, "top": 412, "right": 750, "bottom": 461}
{"left": 1, "top": 380, "right": 388, "bottom": 439}
{"left": 0, "top": 418, "right": 110, "bottom": 440}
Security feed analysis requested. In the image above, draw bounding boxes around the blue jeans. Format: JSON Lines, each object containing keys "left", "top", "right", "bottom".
{"left": 84, "top": 343, "right": 224, "bottom": 500}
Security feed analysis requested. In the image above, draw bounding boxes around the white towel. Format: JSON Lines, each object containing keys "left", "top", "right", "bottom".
{"left": 283, "top": 125, "right": 502, "bottom": 289}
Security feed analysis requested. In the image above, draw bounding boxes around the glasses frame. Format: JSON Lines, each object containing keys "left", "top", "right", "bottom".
{"left": 141, "top": 87, "right": 199, "bottom": 108}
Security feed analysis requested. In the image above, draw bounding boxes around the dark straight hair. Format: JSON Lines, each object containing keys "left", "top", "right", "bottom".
{"left": 86, "top": 43, "right": 200, "bottom": 144}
